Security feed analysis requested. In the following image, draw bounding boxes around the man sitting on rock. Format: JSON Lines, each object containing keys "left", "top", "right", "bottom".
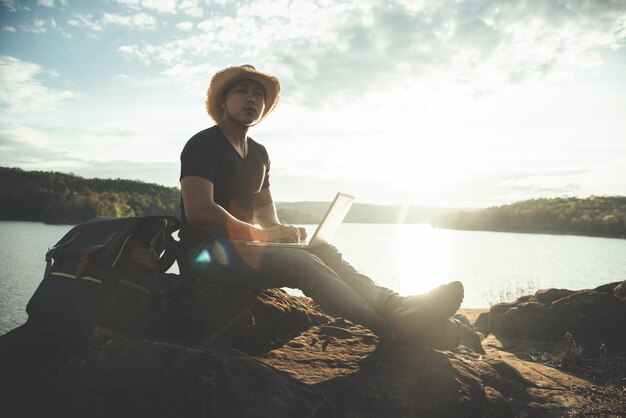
{"left": 179, "top": 65, "right": 464, "bottom": 339}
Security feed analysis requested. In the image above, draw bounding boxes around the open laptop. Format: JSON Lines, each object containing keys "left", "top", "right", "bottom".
{"left": 247, "top": 192, "right": 355, "bottom": 248}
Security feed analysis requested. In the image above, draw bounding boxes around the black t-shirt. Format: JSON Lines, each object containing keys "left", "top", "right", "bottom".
{"left": 179, "top": 125, "right": 270, "bottom": 247}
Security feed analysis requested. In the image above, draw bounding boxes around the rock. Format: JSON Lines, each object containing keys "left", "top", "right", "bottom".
{"left": 614, "top": 280, "right": 626, "bottom": 304}
{"left": 474, "top": 311, "right": 490, "bottom": 334}
{"left": 489, "top": 282, "right": 626, "bottom": 350}
{"left": 0, "top": 326, "right": 335, "bottom": 418}
{"left": 148, "top": 278, "right": 329, "bottom": 355}
{"left": 532, "top": 288, "right": 576, "bottom": 305}
{"left": 491, "top": 301, "right": 555, "bottom": 340}
{"left": 2, "top": 282, "right": 625, "bottom": 417}
{"left": 551, "top": 290, "right": 625, "bottom": 349}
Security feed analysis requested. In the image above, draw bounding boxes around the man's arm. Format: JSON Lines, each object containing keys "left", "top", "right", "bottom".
{"left": 254, "top": 187, "right": 307, "bottom": 241}
{"left": 253, "top": 187, "right": 281, "bottom": 227}
{"left": 181, "top": 176, "right": 301, "bottom": 242}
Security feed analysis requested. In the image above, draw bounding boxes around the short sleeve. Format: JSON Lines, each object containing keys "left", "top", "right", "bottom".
{"left": 180, "top": 135, "right": 216, "bottom": 182}
{"left": 262, "top": 156, "right": 270, "bottom": 189}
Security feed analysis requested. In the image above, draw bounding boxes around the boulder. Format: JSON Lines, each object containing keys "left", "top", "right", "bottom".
{"left": 0, "top": 325, "right": 335, "bottom": 418}
{"left": 3, "top": 282, "right": 624, "bottom": 417}
{"left": 148, "top": 277, "right": 329, "bottom": 355}
{"left": 474, "top": 311, "right": 490, "bottom": 334}
{"left": 614, "top": 280, "right": 626, "bottom": 304}
{"left": 488, "top": 280, "right": 626, "bottom": 350}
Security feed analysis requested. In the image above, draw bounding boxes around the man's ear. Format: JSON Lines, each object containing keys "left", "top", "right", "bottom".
{"left": 220, "top": 101, "right": 226, "bottom": 109}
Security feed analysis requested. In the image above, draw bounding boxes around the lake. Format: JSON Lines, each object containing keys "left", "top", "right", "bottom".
{"left": 1, "top": 221, "right": 625, "bottom": 335}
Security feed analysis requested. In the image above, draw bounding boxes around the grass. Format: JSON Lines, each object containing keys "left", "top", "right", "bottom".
{"left": 484, "top": 279, "right": 540, "bottom": 305}
{"left": 555, "top": 331, "right": 585, "bottom": 367}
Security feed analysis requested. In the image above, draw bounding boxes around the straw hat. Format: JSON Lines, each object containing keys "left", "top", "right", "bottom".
{"left": 205, "top": 64, "right": 281, "bottom": 123}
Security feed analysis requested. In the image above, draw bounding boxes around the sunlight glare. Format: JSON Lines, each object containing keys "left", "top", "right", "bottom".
{"left": 391, "top": 224, "right": 452, "bottom": 296}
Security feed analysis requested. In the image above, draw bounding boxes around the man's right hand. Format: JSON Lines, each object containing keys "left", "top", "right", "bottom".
{"left": 263, "top": 224, "right": 303, "bottom": 243}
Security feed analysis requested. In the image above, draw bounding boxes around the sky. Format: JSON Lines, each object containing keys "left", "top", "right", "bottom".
{"left": 1, "top": 0, "right": 625, "bottom": 208}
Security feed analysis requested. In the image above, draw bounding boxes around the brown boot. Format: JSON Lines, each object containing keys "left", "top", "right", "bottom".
{"left": 381, "top": 281, "right": 464, "bottom": 337}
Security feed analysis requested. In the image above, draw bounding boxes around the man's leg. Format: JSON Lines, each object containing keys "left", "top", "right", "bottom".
{"left": 305, "top": 244, "right": 396, "bottom": 311}
{"left": 306, "top": 244, "right": 464, "bottom": 335}
{"left": 188, "top": 239, "right": 392, "bottom": 337}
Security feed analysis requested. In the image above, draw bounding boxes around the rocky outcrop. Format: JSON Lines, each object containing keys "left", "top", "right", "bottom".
{"left": 148, "top": 276, "right": 328, "bottom": 354}
{"left": 488, "top": 280, "right": 626, "bottom": 350}
{"left": 1, "top": 281, "right": 625, "bottom": 417}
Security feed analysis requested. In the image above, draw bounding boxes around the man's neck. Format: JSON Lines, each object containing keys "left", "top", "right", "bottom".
{"left": 218, "top": 118, "right": 249, "bottom": 147}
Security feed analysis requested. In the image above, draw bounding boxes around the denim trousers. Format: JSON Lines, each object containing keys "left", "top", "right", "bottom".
{"left": 185, "top": 238, "right": 396, "bottom": 336}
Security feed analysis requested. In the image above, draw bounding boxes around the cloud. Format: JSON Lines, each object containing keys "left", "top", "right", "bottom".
{"left": 178, "top": 0, "right": 203, "bottom": 17}
{"left": 113, "top": 0, "right": 626, "bottom": 107}
{"left": 1, "top": 0, "right": 18, "bottom": 12}
{"left": 175, "top": 21, "right": 193, "bottom": 31}
{"left": 0, "top": 127, "right": 180, "bottom": 187}
{"left": 114, "top": 0, "right": 176, "bottom": 14}
{"left": 37, "top": 0, "right": 67, "bottom": 8}
{"left": 68, "top": 12, "right": 157, "bottom": 31}
{"left": 19, "top": 17, "right": 61, "bottom": 34}
{"left": 103, "top": 12, "right": 157, "bottom": 29}
{"left": 0, "top": 55, "right": 79, "bottom": 113}
{"left": 2, "top": 26, "right": 16, "bottom": 32}
{"left": 0, "top": 127, "right": 80, "bottom": 168}
{"left": 161, "top": 62, "right": 214, "bottom": 78}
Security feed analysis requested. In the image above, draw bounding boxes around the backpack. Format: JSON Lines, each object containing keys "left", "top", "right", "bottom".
{"left": 26, "top": 215, "right": 181, "bottom": 341}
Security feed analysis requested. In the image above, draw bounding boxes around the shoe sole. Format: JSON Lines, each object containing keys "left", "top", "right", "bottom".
{"left": 391, "top": 281, "right": 464, "bottom": 333}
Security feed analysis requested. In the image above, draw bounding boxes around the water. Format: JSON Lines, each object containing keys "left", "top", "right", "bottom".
{"left": 2, "top": 221, "right": 625, "bottom": 335}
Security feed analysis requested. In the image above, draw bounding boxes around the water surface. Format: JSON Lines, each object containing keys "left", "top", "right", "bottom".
{"left": 2, "top": 221, "right": 625, "bottom": 335}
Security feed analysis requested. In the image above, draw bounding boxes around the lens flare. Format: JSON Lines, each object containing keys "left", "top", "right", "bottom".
{"left": 195, "top": 249, "right": 212, "bottom": 264}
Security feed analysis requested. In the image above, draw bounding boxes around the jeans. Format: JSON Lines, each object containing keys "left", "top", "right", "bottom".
{"left": 184, "top": 238, "right": 396, "bottom": 336}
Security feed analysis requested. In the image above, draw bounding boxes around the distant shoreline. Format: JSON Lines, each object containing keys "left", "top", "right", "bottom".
{"left": 2, "top": 167, "right": 624, "bottom": 240}
{"left": 1, "top": 219, "right": 624, "bottom": 241}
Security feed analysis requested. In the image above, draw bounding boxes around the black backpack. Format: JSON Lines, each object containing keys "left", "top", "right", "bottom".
{"left": 26, "top": 215, "right": 181, "bottom": 341}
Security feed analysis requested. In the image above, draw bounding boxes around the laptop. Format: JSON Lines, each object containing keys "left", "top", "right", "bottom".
{"left": 247, "top": 192, "right": 355, "bottom": 248}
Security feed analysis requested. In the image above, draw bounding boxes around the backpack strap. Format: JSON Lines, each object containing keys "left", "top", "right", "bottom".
{"left": 44, "top": 231, "right": 82, "bottom": 280}
{"left": 75, "top": 232, "right": 118, "bottom": 280}
{"left": 157, "top": 235, "right": 179, "bottom": 273}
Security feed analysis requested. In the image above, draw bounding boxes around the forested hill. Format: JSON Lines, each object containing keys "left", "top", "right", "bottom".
{"left": 3, "top": 167, "right": 624, "bottom": 237}
{"left": 0, "top": 167, "right": 180, "bottom": 224}
{"left": 0, "top": 167, "right": 457, "bottom": 226}
{"left": 438, "top": 196, "right": 626, "bottom": 238}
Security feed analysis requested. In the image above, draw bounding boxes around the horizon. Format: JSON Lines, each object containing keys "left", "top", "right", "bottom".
{"left": 5, "top": 164, "right": 624, "bottom": 211}
{"left": 1, "top": 1, "right": 625, "bottom": 208}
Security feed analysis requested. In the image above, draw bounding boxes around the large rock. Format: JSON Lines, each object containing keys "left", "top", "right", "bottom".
{"left": 0, "top": 325, "right": 335, "bottom": 418}
{"left": 0, "top": 317, "right": 516, "bottom": 418}
{"left": 488, "top": 280, "right": 626, "bottom": 349}
{"left": 3, "top": 282, "right": 624, "bottom": 417}
{"left": 148, "top": 276, "right": 328, "bottom": 354}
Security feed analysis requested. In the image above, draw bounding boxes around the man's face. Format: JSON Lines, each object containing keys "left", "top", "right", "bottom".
{"left": 222, "top": 79, "right": 266, "bottom": 126}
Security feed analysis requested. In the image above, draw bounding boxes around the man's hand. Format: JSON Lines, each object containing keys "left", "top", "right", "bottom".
{"left": 263, "top": 224, "right": 306, "bottom": 243}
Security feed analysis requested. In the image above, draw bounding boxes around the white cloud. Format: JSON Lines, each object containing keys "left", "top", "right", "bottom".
{"left": 161, "top": 62, "right": 214, "bottom": 78}
{"left": 0, "top": 55, "right": 79, "bottom": 113}
{"left": 69, "top": 12, "right": 157, "bottom": 31}
{"left": 67, "top": 14, "right": 104, "bottom": 31}
{"left": 37, "top": 0, "right": 55, "bottom": 8}
{"left": 141, "top": 0, "right": 176, "bottom": 14}
{"left": 20, "top": 17, "right": 60, "bottom": 34}
{"left": 178, "top": 0, "right": 203, "bottom": 17}
{"left": 0, "top": 0, "right": 18, "bottom": 12}
{"left": 114, "top": 0, "right": 176, "bottom": 14}
{"left": 2, "top": 26, "right": 16, "bottom": 32}
{"left": 102, "top": 12, "right": 157, "bottom": 29}
{"left": 175, "top": 21, "right": 193, "bottom": 31}
{"left": 37, "top": 0, "right": 67, "bottom": 7}
{"left": 114, "top": 0, "right": 626, "bottom": 108}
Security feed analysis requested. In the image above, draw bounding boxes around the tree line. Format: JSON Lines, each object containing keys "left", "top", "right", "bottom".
{"left": 439, "top": 196, "right": 626, "bottom": 238}
{"left": 2, "top": 167, "right": 624, "bottom": 238}
{"left": 0, "top": 167, "right": 180, "bottom": 224}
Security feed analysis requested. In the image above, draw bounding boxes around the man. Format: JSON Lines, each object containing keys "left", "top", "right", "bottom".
{"left": 179, "top": 64, "right": 463, "bottom": 339}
